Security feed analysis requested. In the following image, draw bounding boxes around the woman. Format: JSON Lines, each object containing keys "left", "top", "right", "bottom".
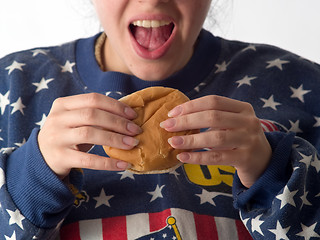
{"left": 0, "top": 0, "right": 319, "bottom": 239}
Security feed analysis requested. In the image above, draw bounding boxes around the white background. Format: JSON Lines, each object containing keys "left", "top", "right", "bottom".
{"left": 0, "top": 0, "right": 319, "bottom": 63}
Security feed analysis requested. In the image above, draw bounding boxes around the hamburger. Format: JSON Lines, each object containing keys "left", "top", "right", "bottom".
{"left": 103, "top": 87, "right": 197, "bottom": 174}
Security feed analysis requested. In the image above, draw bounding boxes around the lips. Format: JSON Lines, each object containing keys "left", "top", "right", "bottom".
{"left": 129, "top": 19, "right": 175, "bottom": 60}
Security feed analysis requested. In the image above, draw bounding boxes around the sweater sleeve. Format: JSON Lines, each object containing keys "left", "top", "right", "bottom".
{"left": 232, "top": 131, "right": 320, "bottom": 239}
{"left": 0, "top": 128, "right": 80, "bottom": 239}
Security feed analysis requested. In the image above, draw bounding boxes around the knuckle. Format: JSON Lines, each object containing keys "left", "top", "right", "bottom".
{"left": 185, "top": 135, "right": 195, "bottom": 147}
{"left": 104, "top": 132, "right": 120, "bottom": 148}
{"left": 208, "top": 95, "right": 221, "bottom": 109}
{"left": 80, "top": 154, "right": 95, "bottom": 168}
{"left": 208, "top": 151, "right": 223, "bottom": 165}
{"left": 52, "top": 97, "right": 64, "bottom": 108}
{"left": 213, "top": 131, "right": 226, "bottom": 146}
{"left": 85, "top": 93, "right": 101, "bottom": 106}
{"left": 80, "top": 108, "right": 96, "bottom": 122}
{"left": 114, "top": 116, "right": 126, "bottom": 129}
{"left": 243, "top": 102, "right": 255, "bottom": 113}
{"left": 207, "top": 110, "right": 221, "bottom": 125}
{"left": 184, "top": 100, "right": 195, "bottom": 113}
{"left": 103, "top": 158, "right": 113, "bottom": 170}
{"left": 77, "top": 127, "right": 92, "bottom": 140}
{"left": 179, "top": 115, "right": 190, "bottom": 127}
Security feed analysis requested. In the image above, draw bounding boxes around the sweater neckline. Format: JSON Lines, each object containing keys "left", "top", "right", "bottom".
{"left": 75, "top": 29, "right": 221, "bottom": 96}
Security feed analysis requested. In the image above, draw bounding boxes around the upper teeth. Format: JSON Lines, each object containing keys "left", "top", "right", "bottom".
{"left": 132, "top": 20, "right": 171, "bottom": 28}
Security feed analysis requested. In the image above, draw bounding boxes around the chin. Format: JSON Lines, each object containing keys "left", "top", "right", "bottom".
{"left": 135, "top": 71, "right": 173, "bottom": 81}
{"left": 131, "top": 63, "right": 179, "bottom": 81}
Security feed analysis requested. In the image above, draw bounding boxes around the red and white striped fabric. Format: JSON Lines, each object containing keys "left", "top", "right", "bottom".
{"left": 260, "top": 119, "right": 279, "bottom": 132}
{"left": 59, "top": 208, "right": 252, "bottom": 240}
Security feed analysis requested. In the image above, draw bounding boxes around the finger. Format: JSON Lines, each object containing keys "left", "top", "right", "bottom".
{"left": 168, "top": 95, "right": 254, "bottom": 117}
{"left": 66, "top": 126, "right": 140, "bottom": 150}
{"left": 168, "top": 130, "right": 243, "bottom": 150}
{"left": 68, "top": 150, "right": 131, "bottom": 171}
{"left": 57, "top": 108, "right": 142, "bottom": 136}
{"left": 176, "top": 149, "right": 240, "bottom": 166}
{"left": 52, "top": 93, "right": 137, "bottom": 119}
{"left": 161, "top": 110, "right": 252, "bottom": 132}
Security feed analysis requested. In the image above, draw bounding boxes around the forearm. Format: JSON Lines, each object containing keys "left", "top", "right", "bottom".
{"left": 233, "top": 132, "right": 320, "bottom": 239}
{"left": 1, "top": 128, "right": 79, "bottom": 239}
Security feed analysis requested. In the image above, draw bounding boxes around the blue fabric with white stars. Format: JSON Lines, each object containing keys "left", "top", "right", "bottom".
{"left": 0, "top": 29, "right": 320, "bottom": 239}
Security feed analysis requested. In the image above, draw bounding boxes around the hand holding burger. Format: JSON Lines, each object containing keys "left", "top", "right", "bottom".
{"left": 103, "top": 87, "right": 198, "bottom": 174}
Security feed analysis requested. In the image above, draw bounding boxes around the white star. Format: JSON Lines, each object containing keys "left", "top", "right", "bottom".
{"left": 296, "top": 223, "right": 320, "bottom": 240}
{"left": 0, "top": 147, "right": 15, "bottom": 155}
{"left": 5, "top": 61, "right": 26, "bottom": 75}
{"left": 288, "top": 120, "right": 303, "bottom": 133}
{"left": 290, "top": 84, "right": 311, "bottom": 103}
{"left": 195, "top": 189, "right": 231, "bottom": 206}
{"left": 93, "top": 188, "right": 114, "bottom": 208}
{"left": 311, "top": 154, "right": 320, "bottom": 173}
{"left": 260, "top": 95, "right": 281, "bottom": 110}
{"left": 5, "top": 231, "right": 16, "bottom": 240}
{"left": 236, "top": 75, "right": 257, "bottom": 87}
{"left": 31, "top": 49, "right": 49, "bottom": 57}
{"left": 268, "top": 221, "right": 290, "bottom": 240}
{"left": 299, "top": 152, "right": 313, "bottom": 167}
{"left": 118, "top": 170, "right": 135, "bottom": 180}
{"left": 241, "top": 44, "right": 257, "bottom": 52}
{"left": 276, "top": 185, "right": 298, "bottom": 209}
{"left": 61, "top": 60, "right": 76, "bottom": 73}
{"left": 240, "top": 211, "right": 250, "bottom": 229}
{"left": 10, "top": 97, "right": 26, "bottom": 115}
{"left": 251, "top": 214, "right": 264, "bottom": 236}
{"left": 300, "top": 189, "right": 312, "bottom": 208}
{"left": 266, "top": 58, "right": 289, "bottom": 70}
{"left": 7, "top": 209, "right": 25, "bottom": 230}
{"left": 15, "top": 138, "right": 26, "bottom": 148}
{"left": 215, "top": 61, "right": 229, "bottom": 73}
{"left": 148, "top": 184, "right": 165, "bottom": 202}
{"left": 313, "top": 116, "right": 320, "bottom": 127}
{"left": 32, "top": 77, "right": 54, "bottom": 93}
{"left": 36, "top": 114, "right": 47, "bottom": 128}
{"left": 169, "top": 170, "right": 180, "bottom": 179}
{"left": 0, "top": 91, "right": 10, "bottom": 115}
{"left": 194, "top": 82, "right": 207, "bottom": 92}
{"left": 0, "top": 168, "right": 5, "bottom": 189}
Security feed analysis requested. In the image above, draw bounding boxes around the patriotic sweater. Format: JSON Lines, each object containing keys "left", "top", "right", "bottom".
{"left": 0, "top": 29, "right": 320, "bottom": 240}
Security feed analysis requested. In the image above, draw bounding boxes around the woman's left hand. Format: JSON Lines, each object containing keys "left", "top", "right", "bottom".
{"left": 160, "top": 95, "right": 272, "bottom": 188}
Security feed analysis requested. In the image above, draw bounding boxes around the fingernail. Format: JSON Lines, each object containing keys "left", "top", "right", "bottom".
{"left": 123, "top": 136, "right": 139, "bottom": 147}
{"left": 168, "top": 106, "right": 182, "bottom": 117}
{"left": 177, "top": 152, "right": 190, "bottom": 163}
{"left": 160, "top": 118, "right": 176, "bottom": 129}
{"left": 127, "top": 122, "right": 142, "bottom": 134}
{"left": 117, "top": 161, "right": 132, "bottom": 170}
{"left": 168, "top": 136, "right": 184, "bottom": 147}
{"left": 124, "top": 107, "right": 137, "bottom": 119}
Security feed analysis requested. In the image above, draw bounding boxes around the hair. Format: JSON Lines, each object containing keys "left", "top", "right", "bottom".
{"left": 204, "top": 0, "right": 232, "bottom": 33}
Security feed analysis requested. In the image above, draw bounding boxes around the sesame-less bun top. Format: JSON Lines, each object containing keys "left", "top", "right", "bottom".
{"left": 103, "top": 87, "right": 197, "bottom": 174}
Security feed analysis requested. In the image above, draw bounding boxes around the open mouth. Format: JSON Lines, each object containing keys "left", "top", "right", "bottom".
{"left": 129, "top": 20, "right": 175, "bottom": 52}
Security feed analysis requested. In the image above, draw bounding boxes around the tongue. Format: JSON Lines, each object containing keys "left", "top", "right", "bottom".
{"left": 132, "top": 25, "right": 172, "bottom": 51}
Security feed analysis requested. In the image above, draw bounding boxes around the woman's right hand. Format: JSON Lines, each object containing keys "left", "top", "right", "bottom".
{"left": 37, "top": 93, "right": 142, "bottom": 179}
